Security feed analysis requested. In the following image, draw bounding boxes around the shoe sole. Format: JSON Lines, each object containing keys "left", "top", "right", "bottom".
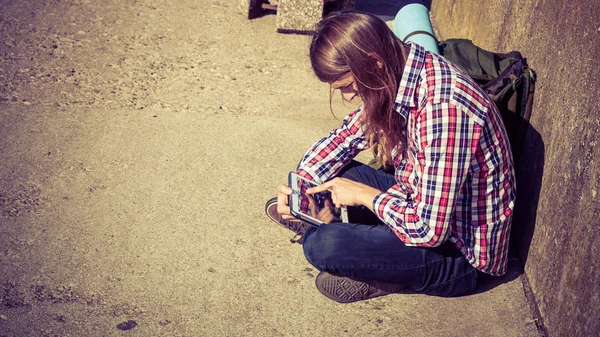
{"left": 264, "top": 197, "right": 279, "bottom": 222}
{"left": 315, "top": 272, "right": 370, "bottom": 303}
{"left": 264, "top": 196, "right": 310, "bottom": 243}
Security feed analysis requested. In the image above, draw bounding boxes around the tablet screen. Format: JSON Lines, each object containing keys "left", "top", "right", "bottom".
{"left": 288, "top": 172, "right": 343, "bottom": 225}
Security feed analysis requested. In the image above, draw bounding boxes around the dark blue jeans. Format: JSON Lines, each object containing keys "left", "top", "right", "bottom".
{"left": 302, "top": 161, "right": 479, "bottom": 297}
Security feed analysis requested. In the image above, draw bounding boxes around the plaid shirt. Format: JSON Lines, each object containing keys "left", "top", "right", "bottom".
{"left": 297, "top": 43, "right": 516, "bottom": 276}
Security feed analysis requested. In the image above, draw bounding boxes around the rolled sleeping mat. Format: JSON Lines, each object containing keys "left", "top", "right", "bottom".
{"left": 393, "top": 3, "right": 440, "bottom": 54}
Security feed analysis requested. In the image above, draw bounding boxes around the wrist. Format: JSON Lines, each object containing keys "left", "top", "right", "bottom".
{"left": 359, "top": 186, "right": 380, "bottom": 210}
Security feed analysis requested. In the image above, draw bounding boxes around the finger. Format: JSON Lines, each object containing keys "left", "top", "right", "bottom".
{"left": 324, "top": 199, "right": 333, "bottom": 209}
{"left": 318, "top": 210, "right": 334, "bottom": 224}
{"left": 278, "top": 184, "right": 293, "bottom": 195}
{"left": 331, "top": 192, "right": 342, "bottom": 208}
{"left": 307, "top": 180, "right": 335, "bottom": 194}
{"left": 318, "top": 206, "right": 335, "bottom": 224}
{"left": 277, "top": 197, "right": 291, "bottom": 215}
{"left": 277, "top": 186, "right": 291, "bottom": 215}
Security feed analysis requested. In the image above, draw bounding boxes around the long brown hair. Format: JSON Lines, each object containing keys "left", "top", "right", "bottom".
{"left": 310, "top": 12, "right": 408, "bottom": 167}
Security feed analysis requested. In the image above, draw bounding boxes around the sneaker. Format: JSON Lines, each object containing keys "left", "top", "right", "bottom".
{"left": 264, "top": 197, "right": 311, "bottom": 244}
{"left": 315, "top": 271, "right": 404, "bottom": 303}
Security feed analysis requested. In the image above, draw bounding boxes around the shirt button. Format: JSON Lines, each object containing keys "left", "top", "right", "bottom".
{"left": 401, "top": 159, "right": 407, "bottom": 165}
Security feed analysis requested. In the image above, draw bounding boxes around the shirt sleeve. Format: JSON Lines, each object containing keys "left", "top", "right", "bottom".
{"left": 296, "top": 106, "right": 369, "bottom": 183}
{"left": 373, "top": 102, "right": 476, "bottom": 247}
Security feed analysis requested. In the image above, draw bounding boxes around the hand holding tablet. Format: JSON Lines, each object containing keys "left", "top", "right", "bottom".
{"left": 288, "top": 172, "right": 349, "bottom": 226}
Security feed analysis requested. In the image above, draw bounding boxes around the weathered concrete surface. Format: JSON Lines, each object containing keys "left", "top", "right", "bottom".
{"left": 238, "top": 0, "right": 355, "bottom": 33}
{"left": 0, "top": 0, "right": 539, "bottom": 336}
{"left": 430, "top": 1, "right": 600, "bottom": 336}
{"left": 276, "top": 0, "right": 323, "bottom": 33}
{"left": 276, "top": 0, "right": 354, "bottom": 33}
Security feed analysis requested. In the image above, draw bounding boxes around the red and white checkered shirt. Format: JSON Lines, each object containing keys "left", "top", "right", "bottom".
{"left": 297, "top": 43, "right": 516, "bottom": 276}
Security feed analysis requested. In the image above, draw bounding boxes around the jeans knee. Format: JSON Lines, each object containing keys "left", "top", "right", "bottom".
{"left": 302, "top": 225, "right": 343, "bottom": 270}
{"left": 302, "top": 241, "right": 320, "bottom": 269}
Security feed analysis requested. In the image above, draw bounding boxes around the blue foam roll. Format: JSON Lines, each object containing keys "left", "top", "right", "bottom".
{"left": 393, "top": 3, "right": 440, "bottom": 54}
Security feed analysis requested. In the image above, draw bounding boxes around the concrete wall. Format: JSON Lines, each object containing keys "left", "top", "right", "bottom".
{"left": 429, "top": 1, "right": 600, "bottom": 336}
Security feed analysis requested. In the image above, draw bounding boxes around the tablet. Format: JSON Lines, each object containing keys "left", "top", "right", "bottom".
{"left": 288, "top": 172, "right": 349, "bottom": 226}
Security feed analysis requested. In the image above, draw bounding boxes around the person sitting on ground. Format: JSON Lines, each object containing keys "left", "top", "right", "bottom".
{"left": 265, "top": 11, "right": 516, "bottom": 303}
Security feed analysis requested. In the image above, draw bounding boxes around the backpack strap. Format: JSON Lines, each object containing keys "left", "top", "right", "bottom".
{"left": 402, "top": 30, "right": 440, "bottom": 45}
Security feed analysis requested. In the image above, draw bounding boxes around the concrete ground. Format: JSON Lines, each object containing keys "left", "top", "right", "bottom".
{"left": 0, "top": 1, "right": 539, "bottom": 336}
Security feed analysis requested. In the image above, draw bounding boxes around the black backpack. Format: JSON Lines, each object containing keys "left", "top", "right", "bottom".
{"left": 438, "top": 39, "right": 536, "bottom": 167}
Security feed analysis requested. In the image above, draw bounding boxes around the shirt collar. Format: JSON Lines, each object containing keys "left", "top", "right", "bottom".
{"left": 394, "top": 43, "right": 427, "bottom": 116}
